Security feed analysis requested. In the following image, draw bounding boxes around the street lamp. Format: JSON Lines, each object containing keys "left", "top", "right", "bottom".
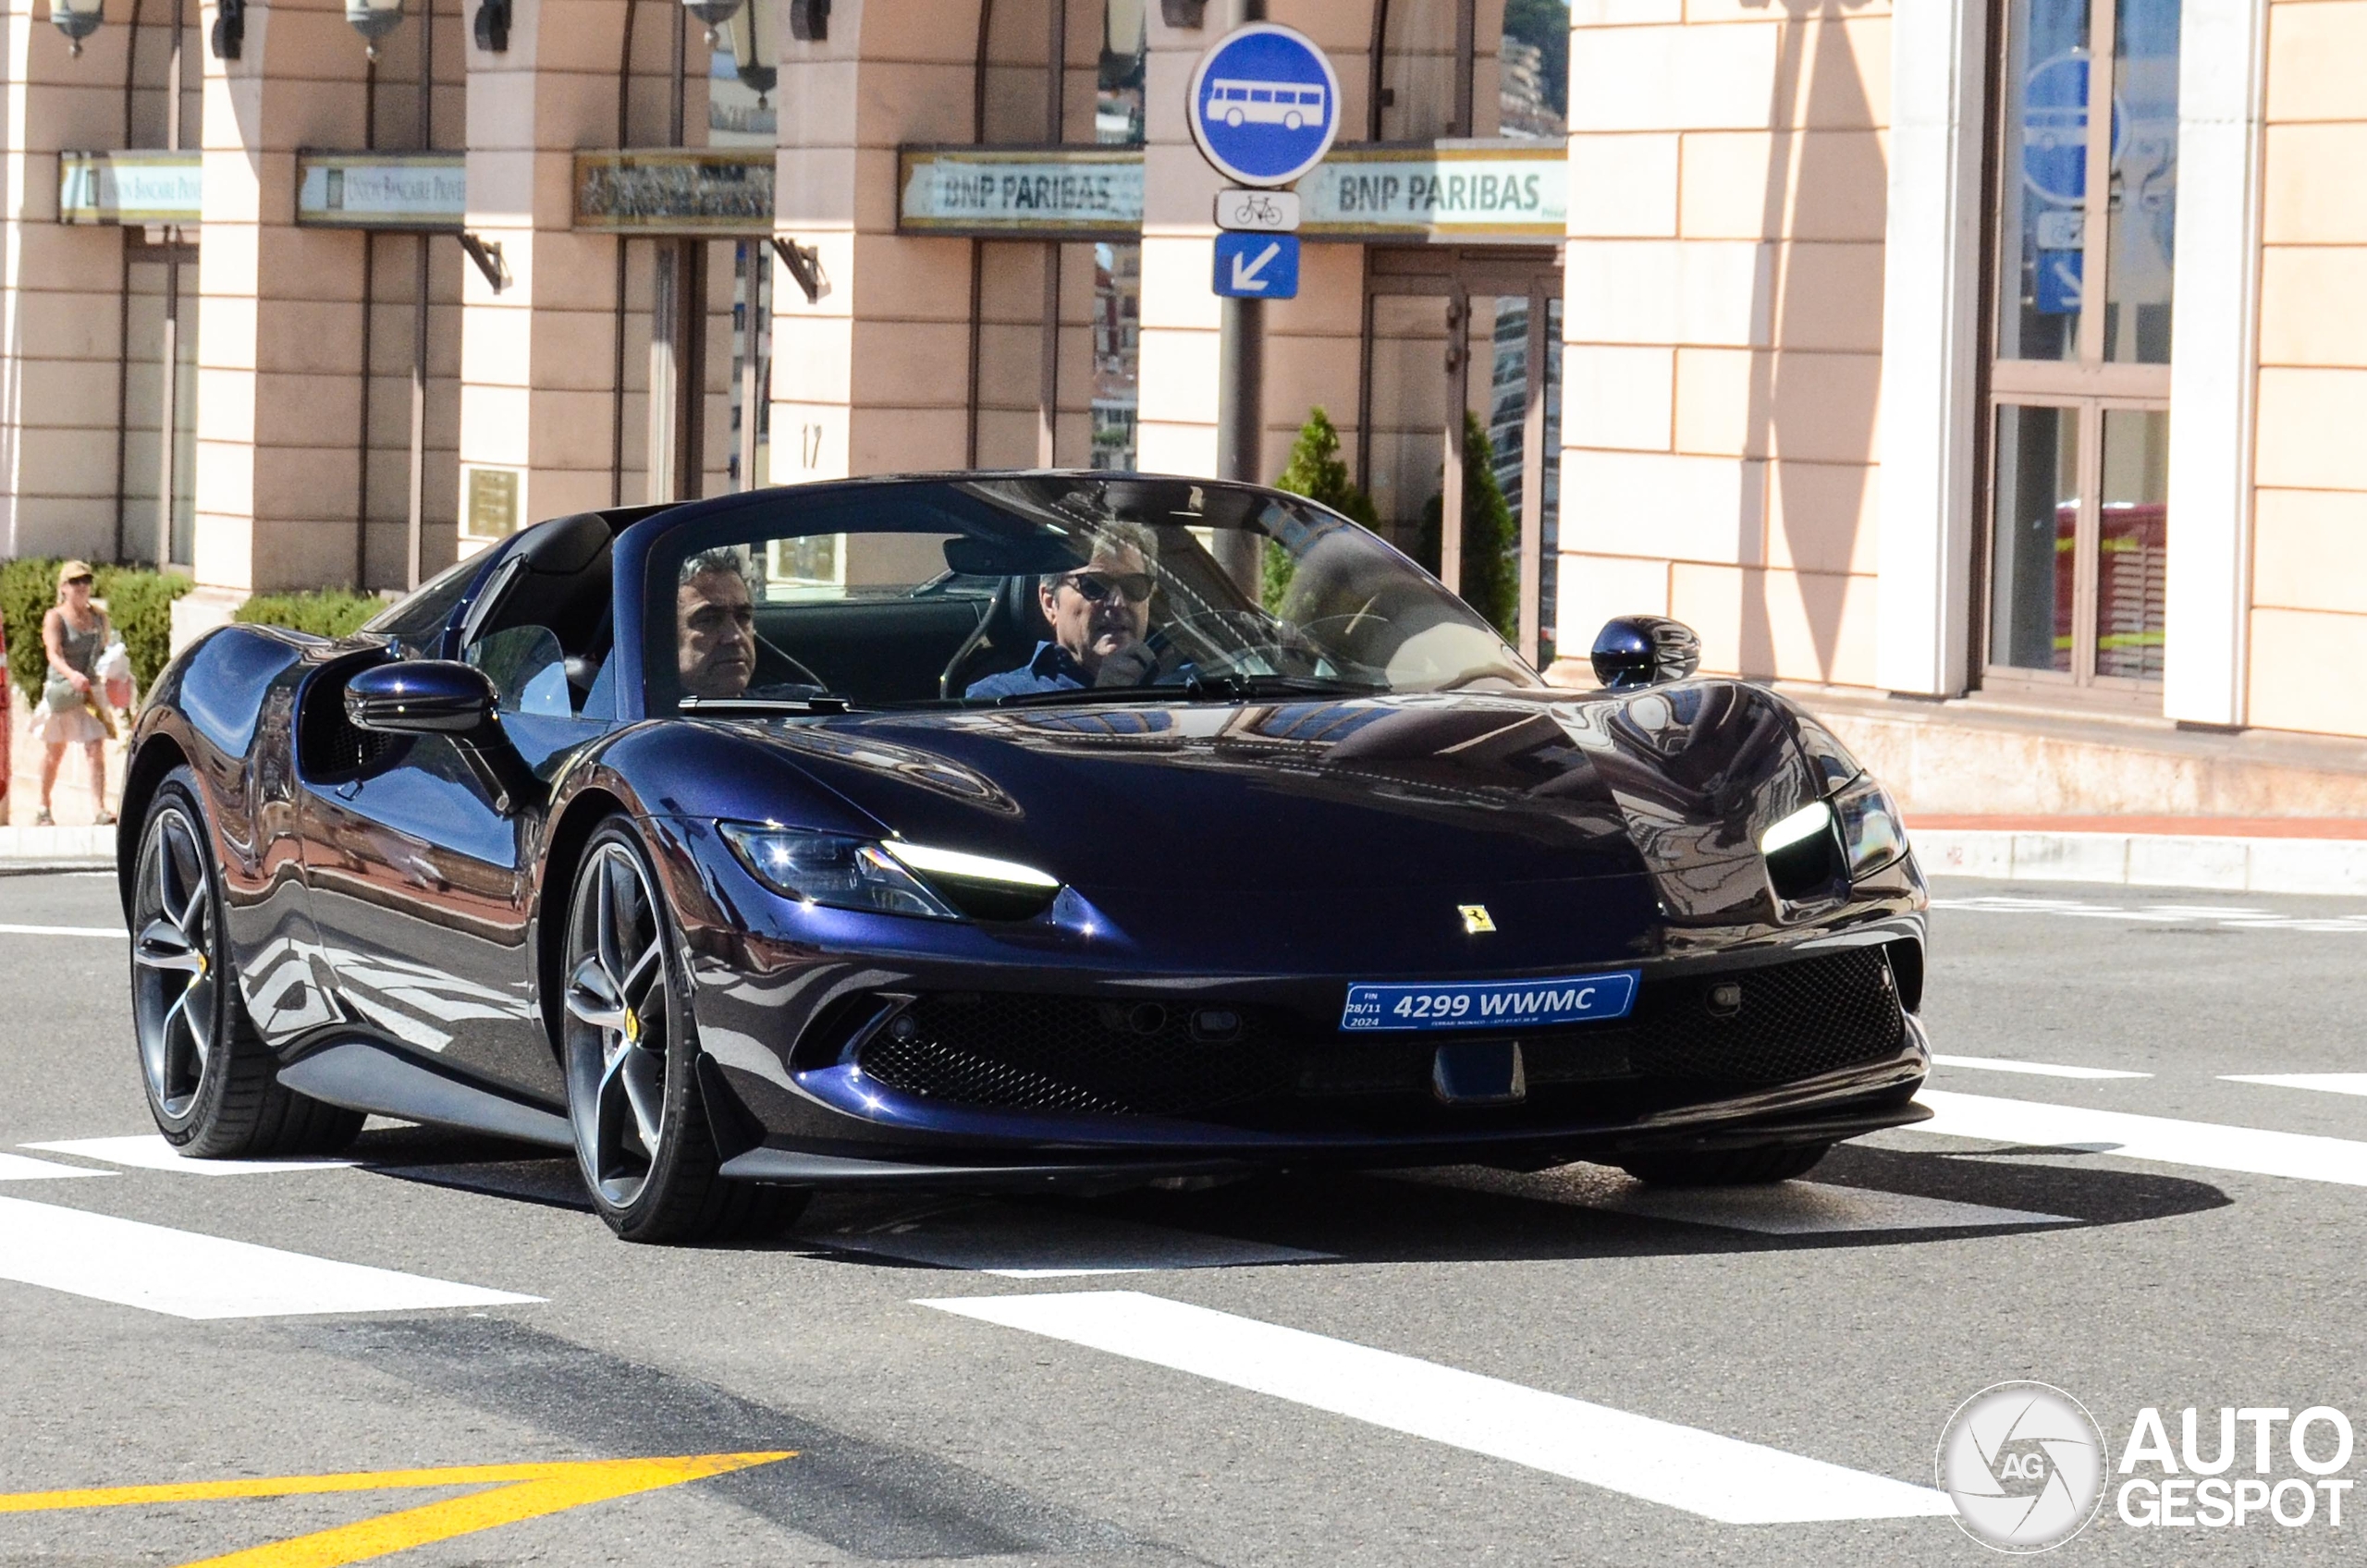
{"left": 723, "top": 0, "right": 775, "bottom": 104}
{"left": 51, "top": 0, "right": 103, "bottom": 55}
{"left": 681, "top": 0, "right": 741, "bottom": 46}
{"left": 346, "top": 0, "right": 403, "bottom": 57}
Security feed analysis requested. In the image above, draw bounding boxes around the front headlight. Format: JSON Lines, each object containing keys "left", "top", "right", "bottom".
{"left": 718, "top": 824, "right": 961, "bottom": 919}
{"left": 1832, "top": 773, "right": 1907, "bottom": 876}
{"left": 717, "top": 824, "right": 1062, "bottom": 922}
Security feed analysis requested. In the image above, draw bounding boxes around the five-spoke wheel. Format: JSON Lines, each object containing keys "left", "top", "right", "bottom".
{"left": 130, "top": 768, "right": 362, "bottom": 1156}
{"left": 560, "top": 818, "right": 803, "bottom": 1242}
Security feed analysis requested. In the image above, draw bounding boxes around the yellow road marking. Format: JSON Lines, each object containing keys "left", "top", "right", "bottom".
{"left": 0, "top": 1452, "right": 793, "bottom": 1568}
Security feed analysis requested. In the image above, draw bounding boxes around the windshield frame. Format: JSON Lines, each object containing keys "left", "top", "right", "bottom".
{"left": 611, "top": 472, "right": 1541, "bottom": 723}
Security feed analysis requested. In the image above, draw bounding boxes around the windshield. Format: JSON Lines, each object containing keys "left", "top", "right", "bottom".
{"left": 644, "top": 475, "right": 1539, "bottom": 713}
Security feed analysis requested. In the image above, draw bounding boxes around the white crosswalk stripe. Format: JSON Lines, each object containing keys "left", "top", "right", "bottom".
{"left": 1907, "top": 1090, "right": 2367, "bottom": 1186}
{"left": 0, "top": 923, "right": 125, "bottom": 938}
{"left": 2222, "top": 1073, "right": 2367, "bottom": 1098}
{"left": 818, "top": 1201, "right": 1331, "bottom": 1276}
{"left": 1583, "top": 1180, "right": 2076, "bottom": 1235}
{"left": 1932, "top": 1053, "right": 2152, "bottom": 1080}
{"left": 0, "top": 1194, "right": 539, "bottom": 1318}
{"left": 921, "top": 1291, "right": 1956, "bottom": 1524}
{"left": 0, "top": 1153, "right": 109, "bottom": 1182}
{"left": 1932, "top": 895, "right": 2367, "bottom": 934}
{"left": 23, "top": 1134, "right": 357, "bottom": 1175}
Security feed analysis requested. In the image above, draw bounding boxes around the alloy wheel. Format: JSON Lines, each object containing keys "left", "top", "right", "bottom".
{"left": 563, "top": 841, "right": 673, "bottom": 1208}
{"left": 131, "top": 803, "right": 216, "bottom": 1121}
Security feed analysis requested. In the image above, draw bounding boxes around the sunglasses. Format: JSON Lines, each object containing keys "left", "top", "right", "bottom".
{"left": 1059, "top": 570, "right": 1153, "bottom": 605}
{"left": 64, "top": 575, "right": 93, "bottom": 588}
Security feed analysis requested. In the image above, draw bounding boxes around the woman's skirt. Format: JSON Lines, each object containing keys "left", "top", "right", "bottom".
{"left": 37, "top": 699, "right": 108, "bottom": 746}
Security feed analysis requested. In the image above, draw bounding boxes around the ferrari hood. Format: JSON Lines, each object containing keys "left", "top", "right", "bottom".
{"left": 721, "top": 680, "right": 1822, "bottom": 913}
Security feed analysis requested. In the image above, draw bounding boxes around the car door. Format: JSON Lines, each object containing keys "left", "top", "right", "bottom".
{"left": 297, "top": 532, "right": 616, "bottom": 1105}
{"left": 296, "top": 655, "right": 558, "bottom": 1104}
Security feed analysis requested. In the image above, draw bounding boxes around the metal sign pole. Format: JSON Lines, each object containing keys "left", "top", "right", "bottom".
{"left": 1211, "top": 0, "right": 1266, "bottom": 594}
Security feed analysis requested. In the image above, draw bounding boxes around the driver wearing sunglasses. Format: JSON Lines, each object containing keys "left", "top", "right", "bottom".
{"left": 964, "top": 525, "right": 1161, "bottom": 699}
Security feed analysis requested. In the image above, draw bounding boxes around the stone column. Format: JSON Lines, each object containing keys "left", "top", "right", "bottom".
{"left": 768, "top": 0, "right": 979, "bottom": 483}
{"left": 0, "top": 3, "right": 142, "bottom": 562}
{"left": 187, "top": 0, "right": 374, "bottom": 619}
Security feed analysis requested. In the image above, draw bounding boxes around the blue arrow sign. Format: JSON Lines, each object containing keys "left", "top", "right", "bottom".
{"left": 1187, "top": 23, "right": 1342, "bottom": 189}
{"left": 1213, "top": 231, "right": 1298, "bottom": 299}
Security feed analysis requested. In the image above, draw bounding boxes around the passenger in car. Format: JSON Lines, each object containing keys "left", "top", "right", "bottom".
{"left": 677, "top": 549, "right": 758, "bottom": 700}
{"left": 964, "top": 523, "right": 1159, "bottom": 698}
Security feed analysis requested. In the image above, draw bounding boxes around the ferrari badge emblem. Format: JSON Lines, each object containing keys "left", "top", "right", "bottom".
{"left": 1458, "top": 904, "right": 1496, "bottom": 936}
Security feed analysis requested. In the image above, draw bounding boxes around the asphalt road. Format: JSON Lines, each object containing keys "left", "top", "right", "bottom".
{"left": 4, "top": 869, "right": 2366, "bottom": 1566}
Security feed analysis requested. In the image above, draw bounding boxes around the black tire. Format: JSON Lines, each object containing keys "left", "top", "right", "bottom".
{"left": 559, "top": 817, "right": 808, "bottom": 1243}
{"left": 1616, "top": 1141, "right": 1834, "bottom": 1187}
{"left": 130, "top": 769, "right": 364, "bottom": 1158}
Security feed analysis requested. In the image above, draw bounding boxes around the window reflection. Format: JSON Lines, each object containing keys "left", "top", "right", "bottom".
{"left": 1996, "top": 0, "right": 2091, "bottom": 362}
{"left": 1991, "top": 405, "right": 2080, "bottom": 673}
{"left": 2095, "top": 410, "right": 2168, "bottom": 680}
{"left": 2105, "top": 0, "right": 2180, "bottom": 364}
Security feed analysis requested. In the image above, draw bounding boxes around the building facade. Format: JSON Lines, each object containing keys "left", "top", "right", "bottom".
{"left": 4, "top": 0, "right": 2363, "bottom": 810}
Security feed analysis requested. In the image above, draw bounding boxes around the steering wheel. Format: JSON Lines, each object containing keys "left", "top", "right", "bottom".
{"left": 1131, "top": 610, "right": 1329, "bottom": 686}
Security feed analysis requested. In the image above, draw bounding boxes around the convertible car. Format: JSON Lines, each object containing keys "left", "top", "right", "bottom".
{"left": 118, "top": 473, "right": 1932, "bottom": 1242}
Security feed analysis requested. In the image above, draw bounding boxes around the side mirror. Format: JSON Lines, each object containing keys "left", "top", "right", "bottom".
{"left": 346, "top": 660, "right": 497, "bottom": 736}
{"left": 1591, "top": 616, "right": 1703, "bottom": 691}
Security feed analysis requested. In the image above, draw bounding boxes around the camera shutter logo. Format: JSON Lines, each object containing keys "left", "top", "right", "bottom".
{"left": 1938, "top": 1382, "right": 2106, "bottom": 1552}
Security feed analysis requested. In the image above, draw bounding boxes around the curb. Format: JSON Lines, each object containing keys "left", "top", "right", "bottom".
{"left": 0, "top": 825, "right": 117, "bottom": 864}
{"left": 1916, "top": 829, "right": 2367, "bottom": 898}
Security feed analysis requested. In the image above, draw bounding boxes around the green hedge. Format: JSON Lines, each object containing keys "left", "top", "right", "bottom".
{"left": 233, "top": 589, "right": 384, "bottom": 642}
{"left": 1, "top": 557, "right": 192, "bottom": 710}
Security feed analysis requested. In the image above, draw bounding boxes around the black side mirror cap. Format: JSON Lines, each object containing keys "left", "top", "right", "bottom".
{"left": 346, "top": 660, "right": 497, "bottom": 737}
{"left": 1591, "top": 616, "right": 1703, "bottom": 691}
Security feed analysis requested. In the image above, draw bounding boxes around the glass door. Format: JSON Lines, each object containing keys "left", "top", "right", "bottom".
{"left": 1362, "top": 251, "right": 1562, "bottom": 667}
{"left": 1982, "top": 0, "right": 2178, "bottom": 698}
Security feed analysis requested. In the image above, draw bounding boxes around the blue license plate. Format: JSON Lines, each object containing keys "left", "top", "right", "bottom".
{"left": 1339, "top": 971, "right": 1641, "bottom": 1033}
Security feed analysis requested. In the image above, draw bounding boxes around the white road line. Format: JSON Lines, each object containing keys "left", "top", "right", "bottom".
{"left": 1588, "top": 1181, "right": 2077, "bottom": 1235}
{"left": 822, "top": 1202, "right": 1331, "bottom": 1277}
{"left": 1932, "top": 1053, "right": 2152, "bottom": 1081}
{"left": 1911, "top": 1090, "right": 2367, "bottom": 1186}
{"left": 0, "top": 923, "right": 125, "bottom": 938}
{"left": 23, "top": 1134, "right": 356, "bottom": 1175}
{"left": 0, "top": 1153, "right": 111, "bottom": 1182}
{"left": 921, "top": 1292, "right": 1953, "bottom": 1524}
{"left": 0, "top": 1194, "right": 540, "bottom": 1318}
{"left": 2223, "top": 1073, "right": 2367, "bottom": 1098}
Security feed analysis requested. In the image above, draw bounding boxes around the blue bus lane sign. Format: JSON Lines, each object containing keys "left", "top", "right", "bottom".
{"left": 1213, "top": 231, "right": 1299, "bottom": 299}
{"left": 1187, "top": 23, "right": 1343, "bottom": 188}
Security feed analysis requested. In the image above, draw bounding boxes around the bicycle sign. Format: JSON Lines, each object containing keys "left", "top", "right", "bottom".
{"left": 1214, "top": 188, "right": 1301, "bottom": 232}
{"left": 1187, "top": 23, "right": 1341, "bottom": 188}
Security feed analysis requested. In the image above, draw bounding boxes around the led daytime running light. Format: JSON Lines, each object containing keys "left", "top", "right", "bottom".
{"left": 1760, "top": 800, "right": 1834, "bottom": 855}
{"left": 882, "top": 840, "right": 1060, "bottom": 888}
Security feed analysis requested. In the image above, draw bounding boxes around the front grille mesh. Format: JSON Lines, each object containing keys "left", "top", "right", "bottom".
{"left": 1628, "top": 945, "right": 1903, "bottom": 1083}
{"left": 853, "top": 946, "right": 1906, "bottom": 1120}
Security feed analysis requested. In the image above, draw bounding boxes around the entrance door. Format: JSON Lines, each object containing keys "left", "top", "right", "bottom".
{"left": 1360, "top": 247, "right": 1562, "bottom": 668}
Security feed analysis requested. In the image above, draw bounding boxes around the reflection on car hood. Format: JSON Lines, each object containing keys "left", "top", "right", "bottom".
{"left": 726, "top": 680, "right": 1821, "bottom": 919}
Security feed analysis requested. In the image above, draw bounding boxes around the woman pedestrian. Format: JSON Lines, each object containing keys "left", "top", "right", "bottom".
{"left": 37, "top": 560, "right": 115, "bottom": 827}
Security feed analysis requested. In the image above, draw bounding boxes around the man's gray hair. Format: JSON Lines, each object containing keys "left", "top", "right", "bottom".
{"left": 679, "top": 546, "right": 754, "bottom": 590}
{"left": 1075, "top": 520, "right": 1159, "bottom": 570}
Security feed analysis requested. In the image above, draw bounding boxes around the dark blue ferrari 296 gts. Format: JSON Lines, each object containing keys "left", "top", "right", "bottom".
{"left": 117, "top": 474, "right": 1931, "bottom": 1242}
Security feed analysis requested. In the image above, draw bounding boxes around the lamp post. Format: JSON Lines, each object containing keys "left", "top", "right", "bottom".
{"left": 682, "top": 0, "right": 741, "bottom": 46}
{"left": 346, "top": 0, "right": 403, "bottom": 57}
{"left": 52, "top": 0, "right": 104, "bottom": 55}
{"left": 722, "top": 0, "right": 774, "bottom": 104}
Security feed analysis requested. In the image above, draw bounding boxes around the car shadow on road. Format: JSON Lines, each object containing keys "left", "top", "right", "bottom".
{"left": 333, "top": 1120, "right": 2233, "bottom": 1268}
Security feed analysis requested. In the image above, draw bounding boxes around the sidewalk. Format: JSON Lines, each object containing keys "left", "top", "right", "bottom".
{"left": 1911, "top": 816, "right": 2367, "bottom": 896}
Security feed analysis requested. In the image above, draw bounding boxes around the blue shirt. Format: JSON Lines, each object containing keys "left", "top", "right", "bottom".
{"left": 965, "top": 640, "right": 1088, "bottom": 700}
